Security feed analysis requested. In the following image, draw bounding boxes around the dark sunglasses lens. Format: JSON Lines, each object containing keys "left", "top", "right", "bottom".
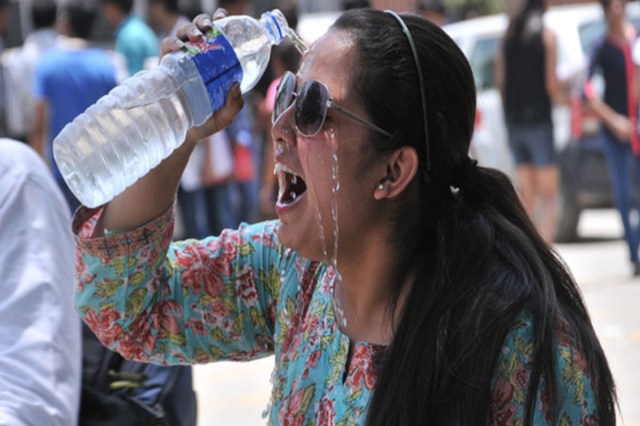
{"left": 273, "top": 73, "right": 296, "bottom": 123}
{"left": 296, "top": 82, "right": 328, "bottom": 136}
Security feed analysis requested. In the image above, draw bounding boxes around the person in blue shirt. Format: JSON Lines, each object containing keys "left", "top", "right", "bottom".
{"left": 102, "top": 0, "right": 159, "bottom": 76}
{"left": 30, "top": 4, "right": 118, "bottom": 212}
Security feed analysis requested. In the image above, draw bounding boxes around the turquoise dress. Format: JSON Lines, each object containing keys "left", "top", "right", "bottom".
{"left": 73, "top": 206, "right": 598, "bottom": 425}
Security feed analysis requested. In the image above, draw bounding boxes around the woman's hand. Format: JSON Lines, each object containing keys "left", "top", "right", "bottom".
{"left": 610, "top": 113, "right": 632, "bottom": 143}
{"left": 160, "top": 9, "right": 244, "bottom": 144}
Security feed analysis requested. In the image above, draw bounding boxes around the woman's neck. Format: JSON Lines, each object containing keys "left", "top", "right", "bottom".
{"left": 609, "top": 19, "right": 628, "bottom": 41}
{"left": 332, "top": 233, "right": 412, "bottom": 345}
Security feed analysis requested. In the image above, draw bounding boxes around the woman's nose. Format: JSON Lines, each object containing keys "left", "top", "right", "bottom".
{"left": 271, "top": 104, "right": 296, "bottom": 148}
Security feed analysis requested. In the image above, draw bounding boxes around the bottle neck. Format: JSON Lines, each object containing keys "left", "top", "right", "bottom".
{"left": 261, "top": 10, "right": 288, "bottom": 46}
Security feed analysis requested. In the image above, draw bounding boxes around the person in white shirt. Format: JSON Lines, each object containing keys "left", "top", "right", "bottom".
{"left": 3, "top": 1, "right": 59, "bottom": 142}
{"left": 0, "top": 139, "right": 81, "bottom": 425}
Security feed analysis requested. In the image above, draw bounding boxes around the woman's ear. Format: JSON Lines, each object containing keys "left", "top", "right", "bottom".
{"left": 374, "top": 146, "right": 419, "bottom": 200}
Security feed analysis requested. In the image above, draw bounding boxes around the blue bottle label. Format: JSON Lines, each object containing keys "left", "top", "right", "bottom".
{"left": 184, "top": 28, "right": 243, "bottom": 112}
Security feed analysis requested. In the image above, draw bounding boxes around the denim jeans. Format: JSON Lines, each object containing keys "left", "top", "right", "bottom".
{"left": 204, "top": 184, "right": 237, "bottom": 236}
{"left": 177, "top": 186, "right": 207, "bottom": 240}
{"left": 601, "top": 129, "right": 640, "bottom": 262}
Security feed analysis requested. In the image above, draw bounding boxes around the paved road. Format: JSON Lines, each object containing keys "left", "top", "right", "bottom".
{"left": 559, "top": 210, "right": 640, "bottom": 426}
{"left": 193, "top": 209, "right": 640, "bottom": 425}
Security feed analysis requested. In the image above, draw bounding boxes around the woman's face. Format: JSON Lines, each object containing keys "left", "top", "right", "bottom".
{"left": 271, "top": 30, "right": 387, "bottom": 262}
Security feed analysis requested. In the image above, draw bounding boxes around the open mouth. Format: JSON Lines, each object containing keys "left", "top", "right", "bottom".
{"left": 276, "top": 163, "right": 307, "bottom": 205}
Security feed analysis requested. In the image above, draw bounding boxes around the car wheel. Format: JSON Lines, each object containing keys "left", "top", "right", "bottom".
{"left": 555, "top": 194, "right": 581, "bottom": 242}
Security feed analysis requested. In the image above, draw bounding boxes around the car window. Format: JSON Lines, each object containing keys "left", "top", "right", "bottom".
{"left": 469, "top": 36, "right": 500, "bottom": 90}
{"left": 578, "top": 20, "right": 606, "bottom": 57}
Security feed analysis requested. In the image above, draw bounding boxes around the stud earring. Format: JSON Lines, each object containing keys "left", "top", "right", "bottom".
{"left": 377, "top": 183, "right": 385, "bottom": 191}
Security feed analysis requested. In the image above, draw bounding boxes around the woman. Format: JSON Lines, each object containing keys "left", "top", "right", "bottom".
{"left": 496, "top": 0, "right": 568, "bottom": 242}
{"left": 73, "top": 8, "right": 616, "bottom": 425}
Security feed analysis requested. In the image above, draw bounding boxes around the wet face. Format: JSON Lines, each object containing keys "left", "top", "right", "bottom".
{"left": 271, "top": 30, "right": 387, "bottom": 262}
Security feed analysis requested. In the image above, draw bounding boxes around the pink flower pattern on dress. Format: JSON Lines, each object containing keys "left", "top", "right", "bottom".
{"left": 73, "top": 205, "right": 599, "bottom": 425}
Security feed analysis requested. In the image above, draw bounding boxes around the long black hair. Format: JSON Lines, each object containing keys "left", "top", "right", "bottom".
{"left": 505, "top": 0, "right": 544, "bottom": 42}
{"left": 332, "top": 9, "right": 616, "bottom": 425}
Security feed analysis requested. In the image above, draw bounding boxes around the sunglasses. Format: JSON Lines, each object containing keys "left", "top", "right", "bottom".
{"left": 272, "top": 71, "right": 392, "bottom": 138}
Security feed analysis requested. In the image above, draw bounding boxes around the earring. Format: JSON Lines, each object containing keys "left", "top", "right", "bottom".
{"left": 377, "top": 182, "right": 385, "bottom": 191}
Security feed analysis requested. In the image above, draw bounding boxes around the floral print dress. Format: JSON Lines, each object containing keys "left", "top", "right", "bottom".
{"left": 73, "top": 205, "right": 598, "bottom": 425}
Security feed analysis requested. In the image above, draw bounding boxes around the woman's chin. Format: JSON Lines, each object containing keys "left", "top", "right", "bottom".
{"left": 276, "top": 225, "right": 325, "bottom": 262}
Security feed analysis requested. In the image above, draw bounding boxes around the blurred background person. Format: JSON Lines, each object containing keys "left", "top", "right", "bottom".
{"left": 201, "top": 130, "right": 237, "bottom": 235}
{"left": 342, "top": 0, "right": 371, "bottom": 10}
{"left": 496, "top": 0, "right": 569, "bottom": 243}
{"left": 148, "top": 0, "right": 190, "bottom": 39}
{"left": 0, "top": 138, "right": 80, "bottom": 425}
{"left": 228, "top": 104, "right": 260, "bottom": 225}
{"left": 218, "top": 0, "right": 249, "bottom": 16}
{"left": 30, "top": 3, "right": 118, "bottom": 212}
{"left": 416, "top": 0, "right": 447, "bottom": 26}
{"left": 175, "top": 142, "right": 209, "bottom": 240}
{"left": 102, "top": 0, "right": 158, "bottom": 76}
{"left": 3, "top": 0, "right": 58, "bottom": 144}
{"left": 585, "top": 0, "right": 640, "bottom": 275}
{"left": 0, "top": 0, "right": 10, "bottom": 137}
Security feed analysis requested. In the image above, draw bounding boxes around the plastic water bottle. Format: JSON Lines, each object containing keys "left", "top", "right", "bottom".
{"left": 53, "top": 9, "right": 290, "bottom": 208}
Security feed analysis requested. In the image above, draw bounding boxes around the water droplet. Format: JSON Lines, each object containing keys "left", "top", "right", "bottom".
{"left": 290, "top": 191, "right": 297, "bottom": 200}
{"left": 329, "top": 128, "right": 340, "bottom": 275}
{"left": 291, "top": 174, "right": 297, "bottom": 185}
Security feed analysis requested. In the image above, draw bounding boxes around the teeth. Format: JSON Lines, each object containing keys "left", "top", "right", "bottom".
{"left": 274, "top": 162, "right": 294, "bottom": 175}
{"left": 290, "top": 191, "right": 297, "bottom": 200}
{"left": 291, "top": 175, "right": 297, "bottom": 185}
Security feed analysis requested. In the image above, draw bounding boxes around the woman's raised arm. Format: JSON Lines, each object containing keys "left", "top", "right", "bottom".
{"left": 98, "top": 11, "right": 244, "bottom": 233}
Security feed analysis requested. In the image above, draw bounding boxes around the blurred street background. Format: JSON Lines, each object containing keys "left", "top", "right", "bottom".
{"left": 193, "top": 208, "right": 640, "bottom": 425}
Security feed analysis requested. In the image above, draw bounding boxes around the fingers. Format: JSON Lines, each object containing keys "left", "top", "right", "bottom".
{"left": 185, "top": 83, "right": 244, "bottom": 143}
{"left": 163, "top": 8, "right": 228, "bottom": 56}
{"left": 213, "top": 8, "right": 228, "bottom": 20}
{"left": 175, "top": 22, "right": 206, "bottom": 42}
{"left": 212, "top": 84, "right": 244, "bottom": 131}
{"left": 193, "top": 13, "right": 213, "bottom": 30}
{"left": 159, "top": 36, "right": 185, "bottom": 57}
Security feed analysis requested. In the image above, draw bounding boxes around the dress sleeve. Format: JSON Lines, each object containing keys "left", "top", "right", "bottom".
{"left": 73, "top": 205, "right": 283, "bottom": 365}
{"left": 488, "top": 316, "right": 598, "bottom": 425}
